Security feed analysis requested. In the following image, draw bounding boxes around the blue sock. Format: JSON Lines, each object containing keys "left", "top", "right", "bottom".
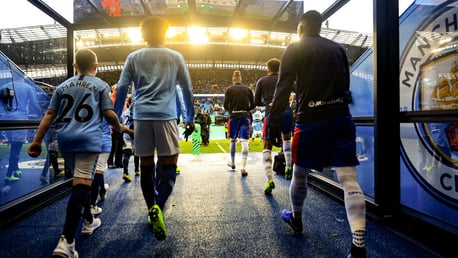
{"left": 63, "top": 184, "right": 90, "bottom": 243}
{"left": 140, "top": 164, "right": 156, "bottom": 210}
{"left": 156, "top": 164, "right": 177, "bottom": 210}
{"left": 90, "top": 173, "right": 103, "bottom": 205}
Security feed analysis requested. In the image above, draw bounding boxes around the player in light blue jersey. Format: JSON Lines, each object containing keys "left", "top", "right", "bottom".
{"left": 88, "top": 117, "right": 113, "bottom": 214}
{"left": 114, "top": 16, "right": 194, "bottom": 241}
{"left": 28, "top": 48, "right": 123, "bottom": 258}
{"left": 121, "top": 96, "right": 140, "bottom": 182}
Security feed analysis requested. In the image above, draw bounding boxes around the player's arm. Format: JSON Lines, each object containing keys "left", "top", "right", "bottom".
{"left": 254, "top": 81, "right": 264, "bottom": 107}
{"left": 103, "top": 109, "right": 123, "bottom": 134}
{"left": 28, "top": 109, "right": 57, "bottom": 157}
{"left": 123, "top": 127, "right": 134, "bottom": 135}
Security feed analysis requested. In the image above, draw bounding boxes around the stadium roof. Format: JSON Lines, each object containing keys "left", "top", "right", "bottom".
{"left": 27, "top": 0, "right": 352, "bottom": 32}
{"left": 0, "top": 0, "right": 372, "bottom": 75}
{"left": 1, "top": 1, "right": 373, "bottom": 47}
{"left": 0, "top": 19, "right": 371, "bottom": 48}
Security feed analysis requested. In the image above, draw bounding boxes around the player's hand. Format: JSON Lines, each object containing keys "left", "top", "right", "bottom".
{"left": 268, "top": 125, "right": 282, "bottom": 147}
{"left": 28, "top": 141, "right": 43, "bottom": 158}
{"left": 183, "top": 124, "right": 195, "bottom": 142}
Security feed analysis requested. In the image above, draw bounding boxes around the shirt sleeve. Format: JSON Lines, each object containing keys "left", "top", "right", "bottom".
{"left": 114, "top": 56, "right": 132, "bottom": 120}
{"left": 270, "top": 45, "right": 297, "bottom": 126}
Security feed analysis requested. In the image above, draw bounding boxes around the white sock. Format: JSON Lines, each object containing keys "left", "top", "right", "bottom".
{"left": 262, "top": 149, "right": 272, "bottom": 180}
{"left": 289, "top": 164, "right": 309, "bottom": 218}
{"left": 335, "top": 166, "right": 366, "bottom": 248}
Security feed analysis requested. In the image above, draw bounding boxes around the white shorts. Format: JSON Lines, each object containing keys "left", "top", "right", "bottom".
{"left": 134, "top": 120, "right": 180, "bottom": 157}
{"left": 61, "top": 152, "right": 99, "bottom": 180}
{"left": 123, "top": 138, "right": 134, "bottom": 151}
{"left": 49, "top": 140, "right": 59, "bottom": 152}
{"left": 96, "top": 152, "right": 110, "bottom": 172}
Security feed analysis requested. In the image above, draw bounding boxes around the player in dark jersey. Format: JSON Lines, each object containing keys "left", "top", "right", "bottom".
{"left": 224, "top": 70, "right": 255, "bottom": 177}
{"left": 254, "top": 58, "right": 294, "bottom": 196}
{"left": 269, "top": 11, "right": 367, "bottom": 258}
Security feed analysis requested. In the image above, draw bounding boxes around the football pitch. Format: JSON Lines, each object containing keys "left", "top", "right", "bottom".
{"left": 178, "top": 125, "right": 281, "bottom": 154}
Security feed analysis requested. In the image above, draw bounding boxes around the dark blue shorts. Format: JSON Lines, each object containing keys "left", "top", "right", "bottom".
{"left": 292, "top": 116, "right": 359, "bottom": 171}
{"left": 229, "top": 117, "right": 250, "bottom": 139}
{"left": 263, "top": 108, "right": 293, "bottom": 140}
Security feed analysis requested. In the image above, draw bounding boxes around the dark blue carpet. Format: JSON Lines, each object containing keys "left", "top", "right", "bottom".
{"left": 0, "top": 153, "right": 441, "bottom": 258}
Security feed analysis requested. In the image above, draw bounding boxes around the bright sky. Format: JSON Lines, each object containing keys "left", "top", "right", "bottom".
{"left": 1, "top": 0, "right": 414, "bottom": 33}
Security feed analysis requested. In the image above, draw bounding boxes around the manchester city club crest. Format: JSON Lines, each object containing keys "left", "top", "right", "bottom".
{"left": 399, "top": 3, "right": 458, "bottom": 209}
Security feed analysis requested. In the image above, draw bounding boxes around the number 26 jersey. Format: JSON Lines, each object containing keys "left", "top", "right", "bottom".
{"left": 48, "top": 74, "right": 114, "bottom": 153}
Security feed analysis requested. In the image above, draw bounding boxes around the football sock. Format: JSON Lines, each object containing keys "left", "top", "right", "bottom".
{"left": 134, "top": 156, "right": 140, "bottom": 171}
{"left": 283, "top": 139, "right": 292, "bottom": 168}
{"left": 140, "top": 164, "right": 156, "bottom": 209}
{"left": 63, "top": 184, "right": 90, "bottom": 242}
{"left": 50, "top": 150, "right": 60, "bottom": 173}
{"left": 100, "top": 174, "right": 106, "bottom": 194}
{"left": 230, "top": 139, "right": 236, "bottom": 165}
{"left": 262, "top": 149, "right": 272, "bottom": 180}
{"left": 155, "top": 164, "right": 177, "bottom": 210}
{"left": 289, "top": 164, "right": 309, "bottom": 218}
{"left": 241, "top": 139, "right": 248, "bottom": 169}
{"left": 123, "top": 153, "right": 131, "bottom": 174}
{"left": 90, "top": 173, "right": 103, "bottom": 206}
{"left": 335, "top": 166, "right": 366, "bottom": 248}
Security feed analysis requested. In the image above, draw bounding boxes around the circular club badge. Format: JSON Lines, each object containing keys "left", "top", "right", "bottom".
{"left": 399, "top": 3, "right": 458, "bottom": 208}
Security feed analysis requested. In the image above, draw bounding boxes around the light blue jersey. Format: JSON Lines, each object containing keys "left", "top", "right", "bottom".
{"left": 101, "top": 118, "right": 112, "bottom": 153}
{"left": 122, "top": 107, "right": 134, "bottom": 143}
{"left": 114, "top": 46, "right": 194, "bottom": 123}
{"left": 48, "top": 74, "right": 113, "bottom": 153}
{"left": 176, "top": 85, "right": 187, "bottom": 121}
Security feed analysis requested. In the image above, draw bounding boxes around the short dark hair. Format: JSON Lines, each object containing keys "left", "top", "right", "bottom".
{"left": 140, "top": 16, "right": 170, "bottom": 44}
{"left": 266, "top": 58, "right": 280, "bottom": 73}
{"left": 300, "top": 10, "right": 322, "bottom": 36}
{"left": 75, "top": 48, "right": 97, "bottom": 72}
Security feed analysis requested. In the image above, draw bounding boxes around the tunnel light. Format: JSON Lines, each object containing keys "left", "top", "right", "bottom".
{"left": 229, "top": 28, "right": 247, "bottom": 41}
{"left": 188, "top": 27, "right": 208, "bottom": 44}
{"left": 124, "top": 28, "right": 142, "bottom": 43}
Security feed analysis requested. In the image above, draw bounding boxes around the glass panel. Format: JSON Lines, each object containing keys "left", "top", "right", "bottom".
{"left": 241, "top": 0, "right": 291, "bottom": 21}
{"left": 355, "top": 126, "right": 374, "bottom": 198}
{"left": 0, "top": 0, "right": 68, "bottom": 206}
{"left": 401, "top": 121, "right": 458, "bottom": 228}
{"left": 349, "top": 50, "right": 374, "bottom": 116}
{"left": 0, "top": 128, "right": 67, "bottom": 205}
{"left": 0, "top": 59, "right": 63, "bottom": 206}
{"left": 195, "top": 0, "right": 236, "bottom": 16}
{"left": 277, "top": 0, "right": 304, "bottom": 23}
{"left": 399, "top": 1, "right": 458, "bottom": 112}
{"left": 164, "top": 0, "right": 189, "bottom": 15}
